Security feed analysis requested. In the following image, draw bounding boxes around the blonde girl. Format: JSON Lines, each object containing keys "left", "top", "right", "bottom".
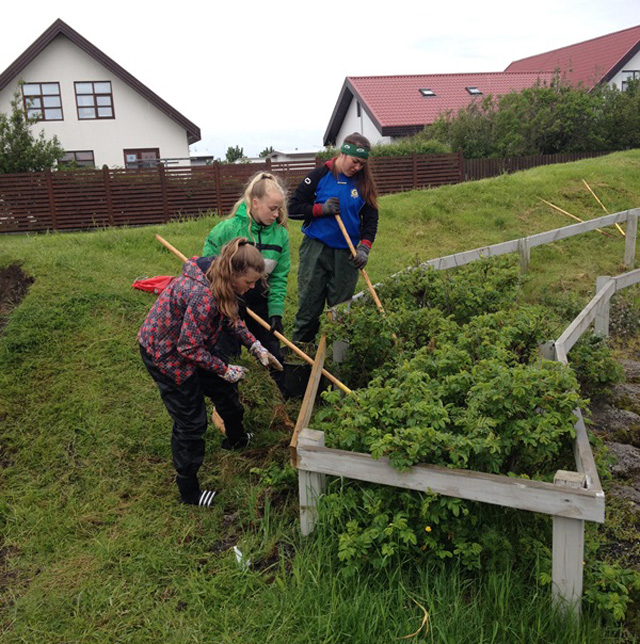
{"left": 203, "top": 172, "right": 291, "bottom": 395}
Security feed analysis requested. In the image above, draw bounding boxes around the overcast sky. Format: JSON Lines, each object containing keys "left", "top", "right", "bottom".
{"left": 1, "top": 1, "right": 639, "bottom": 159}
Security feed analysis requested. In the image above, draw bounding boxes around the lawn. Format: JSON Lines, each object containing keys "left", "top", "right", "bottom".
{"left": 1, "top": 151, "right": 639, "bottom": 642}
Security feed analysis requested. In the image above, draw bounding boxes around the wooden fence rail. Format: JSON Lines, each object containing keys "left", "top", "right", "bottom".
{"left": 0, "top": 150, "right": 609, "bottom": 234}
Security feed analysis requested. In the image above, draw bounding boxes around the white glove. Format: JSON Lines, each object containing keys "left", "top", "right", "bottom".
{"left": 222, "top": 365, "right": 247, "bottom": 383}
{"left": 249, "top": 341, "right": 284, "bottom": 371}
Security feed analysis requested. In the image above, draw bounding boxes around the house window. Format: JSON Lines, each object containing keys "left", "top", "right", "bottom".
{"left": 124, "top": 148, "right": 160, "bottom": 169}
{"left": 419, "top": 88, "right": 436, "bottom": 97}
{"left": 59, "top": 151, "right": 95, "bottom": 168}
{"left": 621, "top": 70, "right": 640, "bottom": 91}
{"left": 22, "top": 82, "right": 63, "bottom": 121}
{"left": 75, "top": 81, "right": 114, "bottom": 119}
{"left": 466, "top": 87, "right": 483, "bottom": 95}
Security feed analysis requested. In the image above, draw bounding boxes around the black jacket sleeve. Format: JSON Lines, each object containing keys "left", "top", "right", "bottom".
{"left": 287, "top": 166, "right": 329, "bottom": 225}
{"left": 359, "top": 203, "right": 379, "bottom": 246}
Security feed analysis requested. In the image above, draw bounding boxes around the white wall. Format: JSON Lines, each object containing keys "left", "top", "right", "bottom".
{"left": 609, "top": 50, "right": 640, "bottom": 89}
{"left": 334, "top": 95, "right": 392, "bottom": 147}
{"left": 0, "top": 36, "right": 191, "bottom": 168}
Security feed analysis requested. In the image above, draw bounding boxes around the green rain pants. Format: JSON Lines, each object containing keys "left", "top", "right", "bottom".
{"left": 292, "top": 235, "right": 359, "bottom": 343}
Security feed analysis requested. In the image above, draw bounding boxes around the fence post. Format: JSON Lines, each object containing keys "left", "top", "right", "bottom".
{"left": 158, "top": 164, "right": 170, "bottom": 223}
{"left": 102, "top": 165, "right": 114, "bottom": 227}
{"left": 517, "top": 237, "right": 530, "bottom": 274}
{"left": 412, "top": 152, "right": 418, "bottom": 189}
{"left": 624, "top": 208, "right": 638, "bottom": 268}
{"left": 457, "top": 149, "right": 464, "bottom": 183}
{"left": 45, "top": 169, "right": 57, "bottom": 230}
{"left": 213, "top": 161, "right": 223, "bottom": 215}
{"left": 298, "top": 428, "right": 326, "bottom": 536}
{"left": 595, "top": 276, "right": 612, "bottom": 337}
{"left": 552, "top": 470, "right": 587, "bottom": 614}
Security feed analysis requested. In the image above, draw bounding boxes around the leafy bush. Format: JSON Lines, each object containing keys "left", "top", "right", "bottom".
{"left": 313, "top": 256, "right": 634, "bottom": 619}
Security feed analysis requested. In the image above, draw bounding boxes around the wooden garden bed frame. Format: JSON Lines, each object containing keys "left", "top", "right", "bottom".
{"left": 290, "top": 208, "right": 639, "bottom": 614}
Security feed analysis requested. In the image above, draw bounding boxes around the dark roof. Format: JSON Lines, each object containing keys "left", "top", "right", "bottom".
{"left": 0, "top": 18, "right": 201, "bottom": 144}
{"left": 324, "top": 71, "right": 554, "bottom": 145}
{"left": 505, "top": 24, "right": 640, "bottom": 88}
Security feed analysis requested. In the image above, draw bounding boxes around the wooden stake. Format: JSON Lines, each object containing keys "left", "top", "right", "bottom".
{"left": 538, "top": 198, "right": 611, "bottom": 238}
{"left": 582, "top": 179, "right": 625, "bottom": 237}
{"left": 153, "top": 234, "right": 353, "bottom": 397}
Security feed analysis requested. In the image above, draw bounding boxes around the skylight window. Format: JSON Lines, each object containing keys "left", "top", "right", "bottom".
{"left": 419, "top": 88, "right": 436, "bottom": 97}
{"left": 466, "top": 87, "right": 483, "bottom": 95}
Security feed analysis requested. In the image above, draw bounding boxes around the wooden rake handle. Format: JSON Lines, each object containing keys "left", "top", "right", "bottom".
{"left": 153, "top": 234, "right": 353, "bottom": 397}
{"left": 333, "top": 214, "right": 388, "bottom": 317}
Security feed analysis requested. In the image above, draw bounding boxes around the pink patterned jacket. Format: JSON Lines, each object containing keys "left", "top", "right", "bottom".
{"left": 138, "top": 257, "right": 256, "bottom": 384}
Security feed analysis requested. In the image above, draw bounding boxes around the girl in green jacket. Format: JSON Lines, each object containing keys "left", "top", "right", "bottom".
{"left": 203, "top": 172, "right": 290, "bottom": 395}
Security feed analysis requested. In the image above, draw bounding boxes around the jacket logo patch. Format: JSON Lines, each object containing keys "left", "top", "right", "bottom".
{"left": 351, "top": 188, "right": 359, "bottom": 199}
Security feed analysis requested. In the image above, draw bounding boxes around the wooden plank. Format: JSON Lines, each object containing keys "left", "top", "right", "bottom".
{"left": 289, "top": 335, "right": 327, "bottom": 467}
{"left": 298, "top": 429, "right": 326, "bottom": 536}
{"left": 296, "top": 433, "right": 605, "bottom": 522}
{"left": 613, "top": 266, "right": 640, "bottom": 291}
{"left": 624, "top": 209, "right": 638, "bottom": 267}
{"left": 552, "top": 470, "right": 586, "bottom": 613}
{"left": 555, "top": 280, "right": 615, "bottom": 354}
{"left": 572, "top": 409, "right": 603, "bottom": 492}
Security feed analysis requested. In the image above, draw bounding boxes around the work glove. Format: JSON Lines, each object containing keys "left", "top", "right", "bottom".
{"left": 351, "top": 244, "right": 370, "bottom": 269}
{"left": 269, "top": 315, "right": 283, "bottom": 335}
{"left": 321, "top": 197, "right": 340, "bottom": 216}
{"left": 222, "top": 364, "right": 247, "bottom": 383}
{"left": 250, "top": 341, "right": 284, "bottom": 371}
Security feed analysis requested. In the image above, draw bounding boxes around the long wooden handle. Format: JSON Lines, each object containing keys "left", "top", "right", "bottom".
{"left": 538, "top": 199, "right": 611, "bottom": 237}
{"left": 244, "top": 308, "right": 352, "bottom": 396}
{"left": 582, "top": 179, "right": 625, "bottom": 237}
{"left": 334, "top": 214, "right": 387, "bottom": 316}
{"left": 154, "top": 234, "right": 353, "bottom": 396}
{"left": 155, "top": 234, "right": 188, "bottom": 262}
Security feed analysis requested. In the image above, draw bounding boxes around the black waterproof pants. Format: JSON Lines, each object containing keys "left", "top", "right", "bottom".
{"left": 140, "top": 345, "right": 244, "bottom": 501}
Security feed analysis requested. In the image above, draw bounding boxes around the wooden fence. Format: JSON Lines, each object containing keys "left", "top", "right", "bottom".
{"left": 0, "top": 150, "right": 610, "bottom": 234}
{"left": 463, "top": 151, "right": 610, "bottom": 181}
{"left": 291, "top": 207, "right": 639, "bottom": 614}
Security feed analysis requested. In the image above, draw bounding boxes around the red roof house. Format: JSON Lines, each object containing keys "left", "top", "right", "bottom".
{"left": 505, "top": 24, "right": 640, "bottom": 89}
{"left": 324, "top": 25, "right": 640, "bottom": 147}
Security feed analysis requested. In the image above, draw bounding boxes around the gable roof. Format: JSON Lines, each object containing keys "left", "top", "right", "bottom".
{"left": 324, "top": 71, "right": 554, "bottom": 145}
{"left": 505, "top": 24, "right": 640, "bottom": 89}
{"left": 0, "top": 18, "right": 201, "bottom": 144}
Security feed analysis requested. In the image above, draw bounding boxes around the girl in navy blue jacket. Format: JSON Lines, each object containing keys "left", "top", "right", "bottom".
{"left": 288, "top": 132, "right": 379, "bottom": 343}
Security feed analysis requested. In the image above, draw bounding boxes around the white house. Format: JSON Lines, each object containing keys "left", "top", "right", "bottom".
{"left": 325, "top": 24, "right": 640, "bottom": 148}
{"left": 0, "top": 19, "right": 200, "bottom": 169}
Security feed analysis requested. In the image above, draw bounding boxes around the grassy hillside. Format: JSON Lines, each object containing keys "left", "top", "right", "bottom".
{"left": 1, "top": 151, "right": 639, "bottom": 643}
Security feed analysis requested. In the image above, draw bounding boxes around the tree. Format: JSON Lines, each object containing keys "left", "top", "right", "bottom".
{"left": 259, "top": 146, "right": 274, "bottom": 158}
{"left": 0, "top": 89, "right": 64, "bottom": 173}
{"left": 225, "top": 145, "right": 244, "bottom": 163}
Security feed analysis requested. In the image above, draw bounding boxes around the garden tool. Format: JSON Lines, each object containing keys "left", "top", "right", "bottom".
{"left": 153, "top": 234, "right": 353, "bottom": 397}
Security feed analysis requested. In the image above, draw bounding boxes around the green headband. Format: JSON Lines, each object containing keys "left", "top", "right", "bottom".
{"left": 341, "top": 142, "right": 370, "bottom": 159}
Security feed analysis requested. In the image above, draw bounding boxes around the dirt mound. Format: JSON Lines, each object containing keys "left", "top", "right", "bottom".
{"left": 0, "top": 262, "right": 33, "bottom": 331}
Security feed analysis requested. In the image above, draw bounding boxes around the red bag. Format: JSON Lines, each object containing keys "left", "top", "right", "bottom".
{"left": 132, "top": 275, "right": 174, "bottom": 294}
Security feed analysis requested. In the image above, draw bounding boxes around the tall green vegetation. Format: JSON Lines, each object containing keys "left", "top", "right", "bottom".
{"left": 428, "top": 78, "right": 640, "bottom": 158}
{"left": 0, "top": 89, "right": 64, "bottom": 173}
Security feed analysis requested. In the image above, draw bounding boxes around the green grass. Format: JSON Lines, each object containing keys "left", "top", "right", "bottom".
{"left": 1, "top": 151, "right": 640, "bottom": 642}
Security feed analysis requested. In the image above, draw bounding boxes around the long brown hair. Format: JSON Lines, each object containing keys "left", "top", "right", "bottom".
{"left": 206, "top": 237, "right": 265, "bottom": 321}
{"left": 337, "top": 132, "right": 379, "bottom": 210}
